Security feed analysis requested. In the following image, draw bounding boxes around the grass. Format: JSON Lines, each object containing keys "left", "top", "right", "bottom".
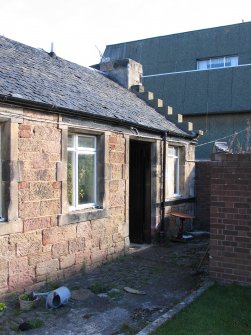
{"left": 89, "top": 281, "right": 111, "bottom": 294}
{"left": 89, "top": 282, "right": 123, "bottom": 300}
{"left": 26, "top": 319, "right": 44, "bottom": 329}
{"left": 107, "top": 288, "right": 124, "bottom": 300}
{"left": 11, "top": 319, "right": 44, "bottom": 332}
{"left": 43, "top": 281, "right": 60, "bottom": 291}
{"left": 19, "top": 293, "right": 35, "bottom": 301}
{"left": 152, "top": 284, "right": 251, "bottom": 335}
{"left": 120, "top": 322, "right": 135, "bottom": 334}
{"left": 0, "top": 302, "right": 6, "bottom": 312}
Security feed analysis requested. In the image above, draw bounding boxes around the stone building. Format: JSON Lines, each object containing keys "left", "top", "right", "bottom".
{"left": 0, "top": 36, "right": 198, "bottom": 295}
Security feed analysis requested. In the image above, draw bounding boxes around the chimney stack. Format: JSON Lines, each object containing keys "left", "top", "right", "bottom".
{"left": 99, "top": 59, "right": 143, "bottom": 90}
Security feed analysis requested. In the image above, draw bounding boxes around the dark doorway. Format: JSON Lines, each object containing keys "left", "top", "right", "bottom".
{"left": 129, "top": 140, "right": 151, "bottom": 243}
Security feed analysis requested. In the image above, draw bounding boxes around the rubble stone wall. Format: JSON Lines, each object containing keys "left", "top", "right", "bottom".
{"left": 0, "top": 108, "right": 129, "bottom": 295}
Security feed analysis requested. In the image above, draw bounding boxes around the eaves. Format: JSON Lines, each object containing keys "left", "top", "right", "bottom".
{"left": 0, "top": 94, "right": 196, "bottom": 140}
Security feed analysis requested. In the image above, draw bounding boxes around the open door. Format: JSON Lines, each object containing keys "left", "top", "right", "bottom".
{"left": 129, "top": 140, "right": 151, "bottom": 243}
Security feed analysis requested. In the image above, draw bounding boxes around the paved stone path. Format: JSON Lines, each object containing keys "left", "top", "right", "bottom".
{"left": 0, "top": 239, "right": 209, "bottom": 335}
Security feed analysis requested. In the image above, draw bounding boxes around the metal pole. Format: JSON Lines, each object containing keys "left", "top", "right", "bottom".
{"left": 160, "top": 132, "right": 167, "bottom": 242}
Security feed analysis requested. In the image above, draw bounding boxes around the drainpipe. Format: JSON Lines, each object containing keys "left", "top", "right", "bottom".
{"left": 160, "top": 132, "right": 167, "bottom": 242}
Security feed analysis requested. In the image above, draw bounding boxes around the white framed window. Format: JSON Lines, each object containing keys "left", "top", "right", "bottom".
{"left": 197, "top": 55, "right": 238, "bottom": 70}
{"left": 167, "top": 146, "right": 180, "bottom": 197}
{"left": 67, "top": 133, "right": 97, "bottom": 210}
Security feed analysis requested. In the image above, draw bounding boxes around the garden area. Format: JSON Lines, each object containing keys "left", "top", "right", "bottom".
{"left": 152, "top": 284, "right": 251, "bottom": 335}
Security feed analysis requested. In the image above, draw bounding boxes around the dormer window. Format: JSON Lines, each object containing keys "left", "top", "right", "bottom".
{"left": 197, "top": 55, "right": 238, "bottom": 70}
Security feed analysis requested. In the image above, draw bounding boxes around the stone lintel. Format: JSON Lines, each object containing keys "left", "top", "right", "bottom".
{"left": 0, "top": 105, "right": 24, "bottom": 123}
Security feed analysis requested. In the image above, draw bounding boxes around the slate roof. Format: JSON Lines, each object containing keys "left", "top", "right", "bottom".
{"left": 0, "top": 36, "right": 190, "bottom": 137}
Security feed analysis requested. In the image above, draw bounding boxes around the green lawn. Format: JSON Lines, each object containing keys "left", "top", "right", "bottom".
{"left": 152, "top": 284, "right": 251, "bottom": 335}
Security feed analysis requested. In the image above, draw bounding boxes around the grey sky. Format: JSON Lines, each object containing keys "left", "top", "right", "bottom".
{"left": 0, "top": 0, "right": 250, "bottom": 66}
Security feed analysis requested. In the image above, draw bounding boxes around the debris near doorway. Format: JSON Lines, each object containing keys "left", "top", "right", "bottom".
{"left": 124, "top": 287, "right": 146, "bottom": 295}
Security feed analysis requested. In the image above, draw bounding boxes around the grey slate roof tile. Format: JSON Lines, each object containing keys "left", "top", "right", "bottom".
{"left": 0, "top": 36, "right": 189, "bottom": 136}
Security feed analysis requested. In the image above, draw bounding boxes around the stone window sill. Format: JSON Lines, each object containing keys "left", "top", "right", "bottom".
{"left": 0, "top": 219, "right": 23, "bottom": 236}
{"left": 58, "top": 208, "right": 109, "bottom": 226}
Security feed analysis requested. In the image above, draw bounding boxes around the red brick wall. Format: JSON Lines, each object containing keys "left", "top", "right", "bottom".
{"left": 195, "top": 161, "right": 211, "bottom": 230}
{"left": 210, "top": 154, "right": 251, "bottom": 285}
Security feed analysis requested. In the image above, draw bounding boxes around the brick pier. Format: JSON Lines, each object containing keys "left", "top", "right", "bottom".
{"left": 209, "top": 154, "right": 251, "bottom": 285}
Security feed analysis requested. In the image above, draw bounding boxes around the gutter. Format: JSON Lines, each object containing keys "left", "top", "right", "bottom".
{"left": 0, "top": 95, "right": 196, "bottom": 140}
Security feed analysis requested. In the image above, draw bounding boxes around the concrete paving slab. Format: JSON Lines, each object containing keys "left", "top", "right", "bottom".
{"left": 0, "top": 239, "right": 209, "bottom": 335}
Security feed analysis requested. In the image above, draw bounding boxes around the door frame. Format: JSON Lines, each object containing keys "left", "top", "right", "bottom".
{"left": 129, "top": 138, "right": 157, "bottom": 244}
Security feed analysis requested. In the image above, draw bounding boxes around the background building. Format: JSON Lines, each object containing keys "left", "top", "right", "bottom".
{"left": 103, "top": 22, "right": 251, "bottom": 159}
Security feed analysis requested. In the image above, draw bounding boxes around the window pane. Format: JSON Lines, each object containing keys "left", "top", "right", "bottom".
{"left": 78, "top": 154, "right": 95, "bottom": 205}
{"left": 68, "top": 134, "right": 74, "bottom": 148}
{"left": 167, "top": 156, "right": 174, "bottom": 196}
{"left": 167, "top": 146, "right": 180, "bottom": 197}
{"left": 67, "top": 151, "right": 73, "bottom": 206}
{"left": 225, "top": 58, "right": 231, "bottom": 67}
{"left": 174, "top": 156, "right": 179, "bottom": 194}
{"left": 231, "top": 56, "right": 238, "bottom": 66}
{"left": 168, "top": 147, "right": 174, "bottom": 155}
{"left": 197, "top": 56, "right": 238, "bottom": 70}
{"left": 210, "top": 58, "right": 224, "bottom": 68}
{"left": 78, "top": 136, "right": 95, "bottom": 149}
{"left": 225, "top": 56, "right": 238, "bottom": 67}
{"left": 197, "top": 60, "right": 208, "bottom": 70}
